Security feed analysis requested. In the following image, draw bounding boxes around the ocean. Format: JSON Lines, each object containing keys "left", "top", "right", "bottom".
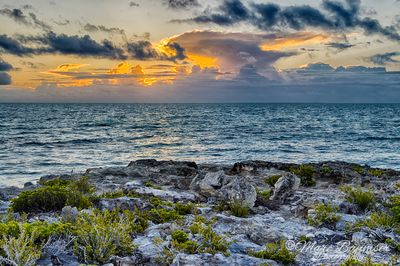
{"left": 1, "top": 103, "right": 400, "bottom": 186}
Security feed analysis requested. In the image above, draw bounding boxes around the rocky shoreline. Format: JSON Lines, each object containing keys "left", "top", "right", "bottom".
{"left": 1, "top": 159, "right": 400, "bottom": 265}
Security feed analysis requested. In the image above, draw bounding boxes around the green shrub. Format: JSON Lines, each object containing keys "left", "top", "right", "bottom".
{"left": 11, "top": 176, "right": 95, "bottom": 213}
{"left": 352, "top": 212, "right": 398, "bottom": 231}
{"left": 174, "top": 202, "right": 196, "bottom": 215}
{"left": 172, "top": 239, "right": 198, "bottom": 254}
{"left": 298, "top": 235, "right": 311, "bottom": 242}
{"left": 146, "top": 208, "right": 181, "bottom": 224}
{"left": 265, "top": 175, "right": 281, "bottom": 186}
{"left": 307, "top": 203, "right": 340, "bottom": 227}
{"left": 171, "top": 230, "right": 189, "bottom": 243}
{"left": 390, "top": 195, "right": 400, "bottom": 220}
{"left": 229, "top": 201, "right": 250, "bottom": 218}
{"left": 249, "top": 240, "right": 297, "bottom": 265}
{"left": 291, "top": 164, "right": 316, "bottom": 186}
{"left": 368, "top": 169, "right": 385, "bottom": 178}
{"left": 189, "top": 220, "right": 229, "bottom": 255}
{"left": 352, "top": 165, "right": 365, "bottom": 175}
{"left": 257, "top": 189, "right": 272, "bottom": 201}
{"left": 341, "top": 186, "right": 375, "bottom": 211}
{"left": 72, "top": 210, "right": 135, "bottom": 264}
{"left": 341, "top": 255, "right": 387, "bottom": 266}
{"left": 321, "top": 166, "right": 332, "bottom": 175}
{"left": 0, "top": 225, "right": 42, "bottom": 266}
{"left": 144, "top": 181, "right": 162, "bottom": 190}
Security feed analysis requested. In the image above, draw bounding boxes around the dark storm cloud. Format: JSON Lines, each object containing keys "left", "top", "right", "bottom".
{"left": 165, "top": 0, "right": 200, "bottom": 10}
{"left": 0, "top": 72, "right": 11, "bottom": 85}
{"left": 35, "top": 32, "right": 127, "bottom": 59}
{"left": 0, "top": 58, "right": 13, "bottom": 71}
{"left": 0, "top": 34, "right": 35, "bottom": 56}
{"left": 0, "top": 31, "right": 187, "bottom": 61}
{"left": 174, "top": 0, "right": 400, "bottom": 41}
{"left": 368, "top": 52, "right": 400, "bottom": 65}
{"left": 0, "top": 8, "right": 52, "bottom": 31}
{"left": 83, "top": 23, "right": 125, "bottom": 35}
{"left": 127, "top": 40, "right": 186, "bottom": 61}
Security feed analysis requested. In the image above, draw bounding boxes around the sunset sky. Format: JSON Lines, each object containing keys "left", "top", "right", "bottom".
{"left": 0, "top": 0, "right": 399, "bottom": 102}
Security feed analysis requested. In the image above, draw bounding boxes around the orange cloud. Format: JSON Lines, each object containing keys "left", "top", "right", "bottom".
{"left": 108, "top": 62, "right": 144, "bottom": 75}
{"left": 260, "top": 33, "right": 329, "bottom": 51}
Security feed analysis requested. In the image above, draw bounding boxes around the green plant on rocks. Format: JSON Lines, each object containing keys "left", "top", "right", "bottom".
{"left": 72, "top": 209, "right": 137, "bottom": 264}
{"left": 307, "top": 203, "right": 340, "bottom": 227}
{"left": 11, "top": 176, "right": 95, "bottom": 213}
{"left": 290, "top": 164, "right": 316, "bottom": 187}
{"left": 0, "top": 225, "right": 42, "bottom": 266}
{"left": 341, "top": 255, "right": 389, "bottom": 266}
{"left": 265, "top": 175, "right": 281, "bottom": 187}
{"left": 229, "top": 200, "right": 250, "bottom": 218}
{"left": 352, "top": 165, "right": 365, "bottom": 175}
{"left": 368, "top": 169, "right": 385, "bottom": 178}
{"left": 249, "top": 240, "right": 297, "bottom": 265}
{"left": 189, "top": 219, "right": 229, "bottom": 255}
{"left": 341, "top": 186, "right": 375, "bottom": 211}
{"left": 352, "top": 212, "right": 399, "bottom": 231}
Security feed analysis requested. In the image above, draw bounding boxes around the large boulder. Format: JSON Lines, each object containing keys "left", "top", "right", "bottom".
{"left": 219, "top": 177, "right": 257, "bottom": 208}
{"left": 270, "top": 173, "right": 300, "bottom": 203}
{"left": 190, "top": 171, "right": 257, "bottom": 208}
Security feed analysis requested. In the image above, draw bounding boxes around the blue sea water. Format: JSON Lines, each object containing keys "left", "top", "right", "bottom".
{"left": 1, "top": 103, "right": 400, "bottom": 186}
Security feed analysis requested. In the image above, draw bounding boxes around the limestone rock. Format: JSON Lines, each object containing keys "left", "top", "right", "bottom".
{"left": 270, "top": 173, "right": 300, "bottom": 203}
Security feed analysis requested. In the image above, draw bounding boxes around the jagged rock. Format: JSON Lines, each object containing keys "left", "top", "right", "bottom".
{"left": 352, "top": 231, "right": 372, "bottom": 245}
{"left": 98, "top": 196, "right": 152, "bottom": 211}
{"left": 190, "top": 171, "right": 226, "bottom": 197}
{"left": 191, "top": 171, "right": 257, "bottom": 207}
{"left": 335, "top": 214, "right": 362, "bottom": 231}
{"left": 109, "top": 253, "right": 146, "bottom": 266}
{"left": 0, "top": 200, "right": 10, "bottom": 214}
{"left": 125, "top": 185, "right": 197, "bottom": 202}
{"left": 270, "top": 173, "right": 300, "bottom": 203}
{"left": 219, "top": 176, "right": 257, "bottom": 208}
{"left": 171, "top": 253, "right": 279, "bottom": 266}
{"left": 61, "top": 206, "right": 79, "bottom": 222}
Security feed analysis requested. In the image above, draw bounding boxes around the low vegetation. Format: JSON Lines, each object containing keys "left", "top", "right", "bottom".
{"left": 290, "top": 164, "right": 316, "bottom": 187}
{"left": 265, "top": 175, "right": 281, "bottom": 187}
{"left": 72, "top": 210, "right": 137, "bottom": 264}
{"left": 249, "top": 240, "right": 297, "bottom": 265}
{"left": 341, "top": 255, "right": 391, "bottom": 266}
{"left": 341, "top": 186, "right": 375, "bottom": 211}
{"left": 307, "top": 203, "right": 341, "bottom": 227}
{"left": 11, "top": 177, "right": 95, "bottom": 213}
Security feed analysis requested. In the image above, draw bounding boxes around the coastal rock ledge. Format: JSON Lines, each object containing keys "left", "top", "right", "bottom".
{"left": 1, "top": 159, "right": 400, "bottom": 266}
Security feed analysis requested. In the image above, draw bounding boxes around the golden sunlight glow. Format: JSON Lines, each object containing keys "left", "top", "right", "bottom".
{"left": 187, "top": 53, "right": 218, "bottom": 69}
{"left": 260, "top": 34, "right": 329, "bottom": 51}
{"left": 109, "top": 63, "right": 144, "bottom": 75}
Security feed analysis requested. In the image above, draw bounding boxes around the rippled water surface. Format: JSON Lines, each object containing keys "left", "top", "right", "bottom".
{"left": 1, "top": 103, "right": 400, "bottom": 186}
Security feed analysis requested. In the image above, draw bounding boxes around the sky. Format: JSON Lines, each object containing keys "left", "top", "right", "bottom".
{"left": 0, "top": 0, "right": 399, "bottom": 102}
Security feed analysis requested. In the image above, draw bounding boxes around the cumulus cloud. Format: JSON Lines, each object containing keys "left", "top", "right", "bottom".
{"left": 368, "top": 52, "right": 400, "bottom": 65}
{"left": 126, "top": 40, "right": 186, "bottom": 61}
{"left": 168, "top": 31, "right": 301, "bottom": 76}
{"left": 173, "top": 0, "right": 400, "bottom": 42}
{"left": 0, "top": 8, "right": 52, "bottom": 31}
{"left": 1, "top": 62, "right": 399, "bottom": 102}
